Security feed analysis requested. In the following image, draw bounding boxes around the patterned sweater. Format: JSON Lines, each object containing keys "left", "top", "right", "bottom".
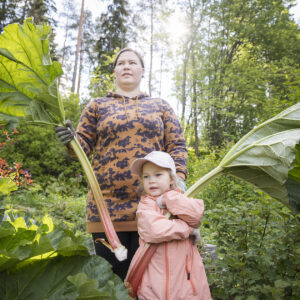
{"left": 76, "top": 92, "right": 187, "bottom": 233}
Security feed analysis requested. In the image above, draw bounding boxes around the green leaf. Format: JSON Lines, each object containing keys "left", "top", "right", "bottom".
{"left": 0, "top": 213, "right": 130, "bottom": 300}
{"left": 67, "top": 273, "right": 109, "bottom": 298}
{"left": 0, "top": 177, "right": 18, "bottom": 195}
{"left": 0, "top": 18, "right": 64, "bottom": 127}
{"left": 0, "top": 255, "right": 129, "bottom": 300}
{"left": 186, "top": 103, "right": 300, "bottom": 213}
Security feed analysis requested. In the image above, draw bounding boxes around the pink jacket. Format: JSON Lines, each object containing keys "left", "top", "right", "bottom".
{"left": 127, "top": 190, "right": 212, "bottom": 300}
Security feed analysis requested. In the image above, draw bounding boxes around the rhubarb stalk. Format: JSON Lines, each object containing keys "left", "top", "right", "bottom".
{"left": 70, "top": 138, "right": 127, "bottom": 261}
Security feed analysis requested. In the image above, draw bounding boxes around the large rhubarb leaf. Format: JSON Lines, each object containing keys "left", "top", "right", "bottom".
{"left": 186, "top": 103, "right": 300, "bottom": 213}
{"left": 0, "top": 213, "right": 131, "bottom": 299}
{"left": 0, "top": 18, "right": 64, "bottom": 125}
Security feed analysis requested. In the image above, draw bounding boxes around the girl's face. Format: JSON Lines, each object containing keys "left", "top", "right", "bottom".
{"left": 114, "top": 51, "right": 144, "bottom": 92}
{"left": 142, "top": 162, "right": 174, "bottom": 197}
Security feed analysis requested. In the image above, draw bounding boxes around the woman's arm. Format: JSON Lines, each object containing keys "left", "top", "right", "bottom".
{"left": 161, "top": 99, "right": 187, "bottom": 180}
{"left": 75, "top": 100, "right": 98, "bottom": 157}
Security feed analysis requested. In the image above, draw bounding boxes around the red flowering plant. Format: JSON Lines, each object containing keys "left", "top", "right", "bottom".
{"left": 0, "top": 127, "right": 33, "bottom": 194}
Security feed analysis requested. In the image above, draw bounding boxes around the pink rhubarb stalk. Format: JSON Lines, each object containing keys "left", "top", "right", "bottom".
{"left": 70, "top": 138, "right": 127, "bottom": 261}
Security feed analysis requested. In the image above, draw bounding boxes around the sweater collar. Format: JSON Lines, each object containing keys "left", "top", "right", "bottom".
{"left": 106, "top": 91, "right": 148, "bottom": 100}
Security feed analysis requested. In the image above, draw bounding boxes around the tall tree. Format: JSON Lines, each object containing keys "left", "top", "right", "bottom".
{"left": 71, "top": 0, "right": 84, "bottom": 93}
{"left": 0, "top": 0, "right": 19, "bottom": 32}
{"left": 57, "top": 0, "right": 78, "bottom": 88}
{"left": 94, "top": 0, "right": 130, "bottom": 75}
{"left": 175, "top": 0, "right": 300, "bottom": 149}
{"left": 148, "top": 0, "right": 154, "bottom": 96}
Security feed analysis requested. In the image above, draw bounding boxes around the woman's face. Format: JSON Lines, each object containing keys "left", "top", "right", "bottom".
{"left": 114, "top": 51, "right": 144, "bottom": 92}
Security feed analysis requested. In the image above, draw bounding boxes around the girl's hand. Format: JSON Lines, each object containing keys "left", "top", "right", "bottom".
{"left": 156, "top": 195, "right": 166, "bottom": 209}
{"left": 190, "top": 228, "right": 201, "bottom": 244}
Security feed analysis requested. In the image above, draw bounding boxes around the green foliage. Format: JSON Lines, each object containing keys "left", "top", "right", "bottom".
{"left": 63, "top": 93, "right": 85, "bottom": 127}
{"left": 175, "top": 0, "right": 300, "bottom": 149}
{"left": 94, "top": 0, "right": 130, "bottom": 75}
{"left": 187, "top": 149, "right": 300, "bottom": 299}
{"left": 0, "top": 211, "right": 131, "bottom": 299}
{"left": 89, "top": 50, "right": 118, "bottom": 98}
{"left": 7, "top": 177, "right": 87, "bottom": 232}
{"left": 1, "top": 121, "right": 83, "bottom": 186}
{"left": 201, "top": 196, "right": 300, "bottom": 299}
{"left": 0, "top": 93, "right": 84, "bottom": 187}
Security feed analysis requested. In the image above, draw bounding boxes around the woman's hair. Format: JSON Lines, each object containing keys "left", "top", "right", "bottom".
{"left": 137, "top": 169, "right": 180, "bottom": 196}
{"left": 113, "top": 48, "right": 145, "bottom": 69}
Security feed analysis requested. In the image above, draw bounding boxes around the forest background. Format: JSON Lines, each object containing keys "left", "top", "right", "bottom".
{"left": 0, "top": 0, "right": 300, "bottom": 299}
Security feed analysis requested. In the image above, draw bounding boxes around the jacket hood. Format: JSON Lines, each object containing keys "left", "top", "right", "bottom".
{"left": 106, "top": 91, "right": 149, "bottom": 122}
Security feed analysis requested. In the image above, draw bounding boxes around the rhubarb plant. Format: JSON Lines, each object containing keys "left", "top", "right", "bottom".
{"left": 0, "top": 19, "right": 127, "bottom": 261}
{"left": 186, "top": 103, "right": 300, "bottom": 214}
{"left": 0, "top": 211, "right": 131, "bottom": 299}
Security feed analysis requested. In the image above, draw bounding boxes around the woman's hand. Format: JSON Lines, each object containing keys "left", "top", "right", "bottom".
{"left": 177, "top": 176, "right": 187, "bottom": 192}
{"left": 55, "top": 120, "right": 76, "bottom": 145}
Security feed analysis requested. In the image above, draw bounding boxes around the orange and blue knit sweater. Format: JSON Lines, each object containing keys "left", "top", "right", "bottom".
{"left": 76, "top": 92, "right": 187, "bottom": 233}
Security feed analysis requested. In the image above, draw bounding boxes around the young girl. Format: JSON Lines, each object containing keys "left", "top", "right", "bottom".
{"left": 125, "top": 151, "right": 211, "bottom": 300}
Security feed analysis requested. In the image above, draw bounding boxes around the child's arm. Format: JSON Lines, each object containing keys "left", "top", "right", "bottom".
{"left": 161, "top": 190, "right": 204, "bottom": 228}
{"left": 137, "top": 198, "right": 194, "bottom": 244}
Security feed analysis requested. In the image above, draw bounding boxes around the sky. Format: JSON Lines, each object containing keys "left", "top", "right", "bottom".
{"left": 54, "top": 0, "right": 300, "bottom": 113}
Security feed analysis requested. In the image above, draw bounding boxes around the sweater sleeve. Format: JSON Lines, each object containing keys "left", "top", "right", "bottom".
{"left": 161, "top": 99, "right": 187, "bottom": 179}
{"left": 75, "top": 100, "right": 98, "bottom": 157}
{"left": 162, "top": 190, "right": 204, "bottom": 228}
{"left": 137, "top": 197, "right": 193, "bottom": 244}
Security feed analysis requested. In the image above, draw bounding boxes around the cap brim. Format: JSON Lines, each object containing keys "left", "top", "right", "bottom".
{"left": 130, "top": 158, "right": 149, "bottom": 176}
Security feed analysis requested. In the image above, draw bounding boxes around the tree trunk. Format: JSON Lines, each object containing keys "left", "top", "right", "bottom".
{"left": 76, "top": 48, "right": 83, "bottom": 94}
{"left": 158, "top": 49, "right": 163, "bottom": 98}
{"left": 20, "top": 0, "right": 30, "bottom": 24}
{"left": 58, "top": 1, "right": 71, "bottom": 88}
{"left": 148, "top": 0, "right": 154, "bottom": 96}
{"left": 71, "top": 0, "right": 84, "bottom": 93}
{"left": 191, "top": 50, "right": 199, "bottom": 156}
{"left": 180, "top": 47, "right": 190, "bottom": 124}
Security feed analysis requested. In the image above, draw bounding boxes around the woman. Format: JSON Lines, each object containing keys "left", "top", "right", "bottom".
{"left": 55, "top": 48, "right": 187, "bottom": 280}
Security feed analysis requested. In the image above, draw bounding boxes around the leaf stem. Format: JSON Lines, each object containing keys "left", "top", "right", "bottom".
{"left": 69, "top": 138, "right": 127, "bottom": 260}
{"left": 185, "top": 166, "right": 223, "bottom": 197}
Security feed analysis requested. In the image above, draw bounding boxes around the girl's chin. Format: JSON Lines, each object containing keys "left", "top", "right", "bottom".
{"left": 148, "top": 190, "right": 161, "bottom": 197}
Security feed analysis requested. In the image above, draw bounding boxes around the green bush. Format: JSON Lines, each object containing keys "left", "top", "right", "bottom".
{"left": 1, "top": 94, "right": 86, "bottom": 187}
{"left": 188, "top": 148, "right": 300, "bottom": 299}
{"left": 7, "top": 176, "right": 87, "bottom": 233}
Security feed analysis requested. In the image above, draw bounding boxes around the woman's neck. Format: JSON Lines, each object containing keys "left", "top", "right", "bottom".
{"left": 116, "top": 87, "right": 142, "bottom": 98}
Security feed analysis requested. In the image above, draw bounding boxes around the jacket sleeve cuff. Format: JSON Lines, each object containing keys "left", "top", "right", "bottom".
{"left": 176, "top": 171, "right": 186, "bottom": 180}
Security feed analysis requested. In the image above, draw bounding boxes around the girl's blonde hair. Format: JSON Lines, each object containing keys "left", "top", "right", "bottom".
{"left": 137, "top": 169, "right": 180, "bottom": 196}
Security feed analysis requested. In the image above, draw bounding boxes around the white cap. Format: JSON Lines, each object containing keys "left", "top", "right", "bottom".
{"left": 131, "top": 151, "right": 176, "bottom": 177}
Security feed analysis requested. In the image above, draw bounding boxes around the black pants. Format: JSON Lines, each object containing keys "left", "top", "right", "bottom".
{"left": 92, "top": 231, "right": 139, "bottom": 281}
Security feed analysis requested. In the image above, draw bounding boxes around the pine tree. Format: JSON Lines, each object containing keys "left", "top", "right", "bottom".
{"left": 94, "top": 0, "right": 130, "bottom": 75}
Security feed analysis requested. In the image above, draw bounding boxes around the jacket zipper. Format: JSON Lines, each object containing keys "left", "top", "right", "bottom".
{"left": 186, "top": 249, "right": 197, "bottom": 295}
{"left": 165, "top": 243, "right": 169, "bottom": 300}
